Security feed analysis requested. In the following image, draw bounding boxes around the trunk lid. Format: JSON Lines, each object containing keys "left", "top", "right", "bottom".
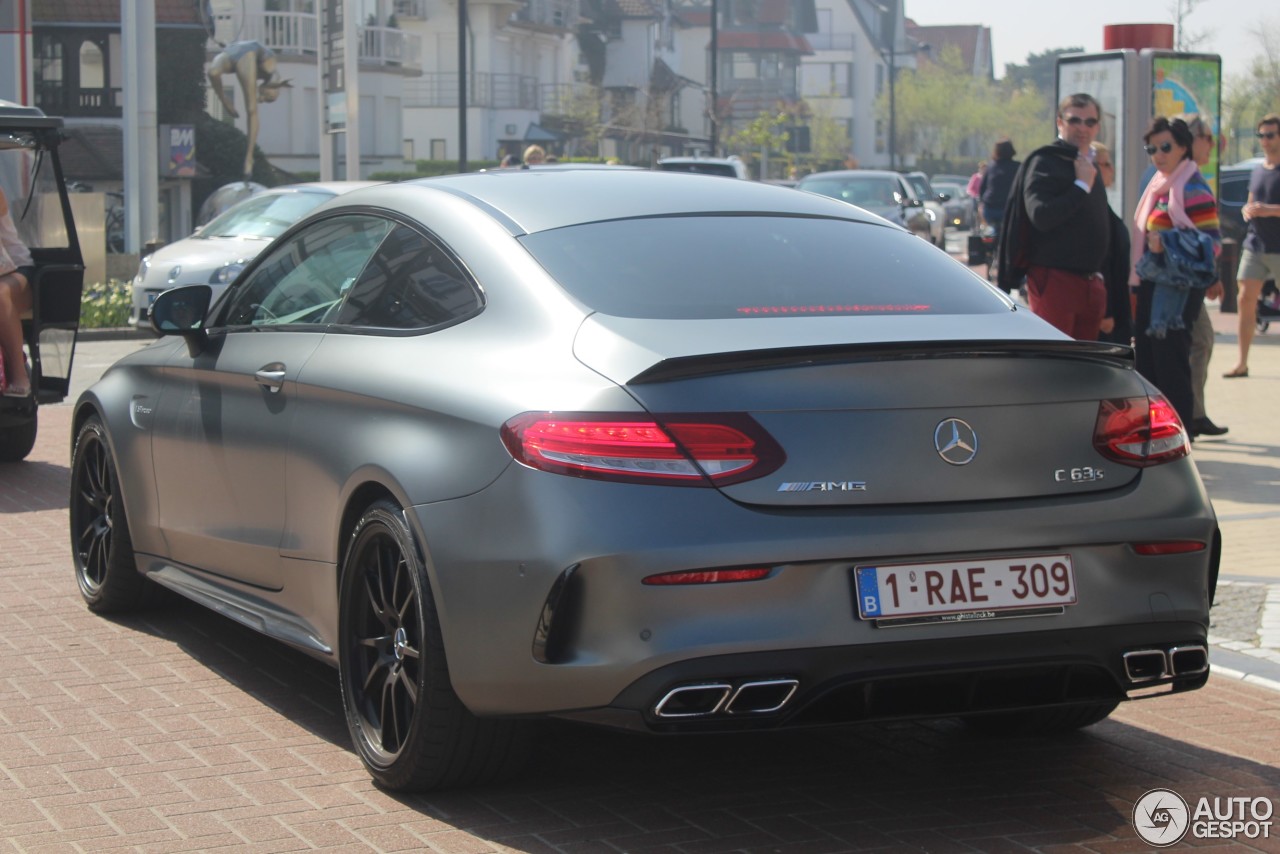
{"left": 573, "top": 314, "right": 1145, "bottom": 506}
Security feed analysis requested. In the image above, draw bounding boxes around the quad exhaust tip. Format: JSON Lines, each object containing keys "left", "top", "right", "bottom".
{"left": 1123, "top": 645, "right": 1208, "bottom": 683}
{"left": 653, "top": 678, "right": 799, "bottom": 719}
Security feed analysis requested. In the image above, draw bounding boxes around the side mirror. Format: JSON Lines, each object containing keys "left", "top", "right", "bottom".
{"left": 151, "top": 284, "right": 212, "bottom": 357}
{"left": 937, "top": 192, "right": 951, "bottom": 202}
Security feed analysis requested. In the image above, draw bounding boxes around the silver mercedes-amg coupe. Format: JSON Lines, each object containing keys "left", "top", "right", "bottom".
{"left": 70, "top": 168, "right": 1218, "bottom": 791}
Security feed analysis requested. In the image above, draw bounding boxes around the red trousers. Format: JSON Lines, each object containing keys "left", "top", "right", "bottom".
{"left": 1025, "top": 266, "right": 1107, "bottom": 340}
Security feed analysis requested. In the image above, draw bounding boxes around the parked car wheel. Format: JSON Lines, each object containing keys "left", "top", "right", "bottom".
{"left": 70, "top": 416, "right": 158, "bottom": 611}
{"left": 963, "top": 700, "right": 1118, "bottom": 735}
{"left": 0, "top": 409, "right": 37, "bottom": 462}
{"left": 338, "top": 499, "right": 528, "bottom": 791}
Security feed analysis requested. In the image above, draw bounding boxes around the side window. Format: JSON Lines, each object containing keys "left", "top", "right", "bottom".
{"left": 220, "top": 216, "right": 392, "bottom": 328}
{"left": 334, "top": 224, "right": 481, "bottom": 330}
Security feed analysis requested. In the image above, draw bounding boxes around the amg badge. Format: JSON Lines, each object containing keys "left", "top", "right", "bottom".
{"left": 777, "top": 481, "right": 868, "bottom": 492}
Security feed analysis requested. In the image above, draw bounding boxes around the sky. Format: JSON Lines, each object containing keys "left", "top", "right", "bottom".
{"left": 904, "top": 0, "right": 1271, "bottom": 83}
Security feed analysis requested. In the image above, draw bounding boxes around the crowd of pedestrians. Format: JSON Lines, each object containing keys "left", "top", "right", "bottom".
{"left": 983, "top": 95, "right": 1280, "bottom": 440}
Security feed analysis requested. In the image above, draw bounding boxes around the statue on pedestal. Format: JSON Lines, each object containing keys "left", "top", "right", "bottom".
{"left": 207, "top": 41, "right": 292, "bottom": 181}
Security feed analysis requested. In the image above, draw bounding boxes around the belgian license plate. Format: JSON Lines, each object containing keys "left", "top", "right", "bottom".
{"left": 854, "top": 554, "right": 1076, "bottom": 620}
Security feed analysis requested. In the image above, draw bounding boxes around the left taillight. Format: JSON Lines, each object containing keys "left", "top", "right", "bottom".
{"left": 1093, "top": 395, "right": 1189, "bottom": 467}
{"left": 500, "top": 412, "right": 784, "bottom": 486}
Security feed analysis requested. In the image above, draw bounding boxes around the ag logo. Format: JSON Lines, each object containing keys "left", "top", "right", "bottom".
{"left": 1132, "top": 788, "right": 1190, "bottom": 846}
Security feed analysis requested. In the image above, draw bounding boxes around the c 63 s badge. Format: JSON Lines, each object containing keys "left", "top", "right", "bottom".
{"left": 1055, "top": 466, "right": 1103, "bottom": 484}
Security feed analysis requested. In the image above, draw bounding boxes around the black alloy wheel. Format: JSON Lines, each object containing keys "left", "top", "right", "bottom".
{"left": 338, "top": 499, "right": 528, "bottom": 791}
{"left": 70, "top": 416, "right": 155, "bottom": 611}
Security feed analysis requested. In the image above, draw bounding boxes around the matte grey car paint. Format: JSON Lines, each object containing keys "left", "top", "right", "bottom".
{"left": 76, "top": 169, "right": 1217, "bottom": 728}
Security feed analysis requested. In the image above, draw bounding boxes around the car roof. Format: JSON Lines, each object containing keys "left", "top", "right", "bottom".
{"left": 798, "top": 170, "right": 902, "bottom": 181}
{"left": 260, "top": 180, "right": 384, "bottom": 197}
{"left": 1223, "top": 157, "right": 1264, "bottom": 173}
{"left": 340, "top": 169, "right": 880, "bottom": 235}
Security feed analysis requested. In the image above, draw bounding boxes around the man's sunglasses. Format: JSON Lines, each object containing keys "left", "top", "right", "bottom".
{"left": 1063, "top": 116, "right": 1099, "bottom": 127}
{"left": 1259, "top": 131, "right": 1279, "bottom": 140}
{"left": 1144, "top": 142, "right": 1175, "bottom": 155}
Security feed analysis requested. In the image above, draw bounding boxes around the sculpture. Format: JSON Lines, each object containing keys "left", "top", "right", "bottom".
{"left": 207, "top": 41, "right": 292, "bottom": 181}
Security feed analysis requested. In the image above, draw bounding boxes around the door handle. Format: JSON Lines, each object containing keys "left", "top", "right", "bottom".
{"left": 254, "top": 365, "right": 287, "bottom": 393}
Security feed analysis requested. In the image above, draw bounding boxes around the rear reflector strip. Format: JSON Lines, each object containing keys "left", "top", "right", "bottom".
{"left": 643, "top": 568, "right": 772, "bottom": 585}
{"left": 1133, "top": 541, "right": 1206, "bottom": 556}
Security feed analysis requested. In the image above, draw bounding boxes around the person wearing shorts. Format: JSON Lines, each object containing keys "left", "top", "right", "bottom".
{"left": 1225, "top": 113, "right": 1280, "bottom": 378}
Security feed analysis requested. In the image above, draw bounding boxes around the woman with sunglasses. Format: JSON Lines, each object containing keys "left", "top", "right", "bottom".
{"left": 1130, "top": 116, "right": 1221, "bottom": 431}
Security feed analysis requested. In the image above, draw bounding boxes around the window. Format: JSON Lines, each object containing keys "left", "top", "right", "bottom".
{"left": 430, "top": 138, "right": 447, "bottom": 159}
{"left": 78, "top": 41, "right": 104, "bottom": 89}
{"left": 220, "top": 216, "right": 393, "bottom": 328}
{"left": 520, "top": 216, "right": 1008, "bottom": 319}
{"left": 334, "top": 225, "right": 481, "bottom": 330}
{"left": 801, "top": 62, "right": 851, "bottom": 98}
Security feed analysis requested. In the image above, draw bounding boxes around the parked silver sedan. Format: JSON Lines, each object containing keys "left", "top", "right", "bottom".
{"left": 71, "top": 169, "right": 1218, "bottom": 791}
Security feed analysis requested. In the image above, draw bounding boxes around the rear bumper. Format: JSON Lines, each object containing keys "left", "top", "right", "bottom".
{"left": 555, "top": 622, "right": 1208, "bottom": 733}
{"left": 411, "top": 461, "right": 1215, "bottom": 719}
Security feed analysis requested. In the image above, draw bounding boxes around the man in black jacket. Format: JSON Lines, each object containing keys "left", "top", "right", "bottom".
{"left": 997, "top": 93, "right": 1111, "bottom": 339}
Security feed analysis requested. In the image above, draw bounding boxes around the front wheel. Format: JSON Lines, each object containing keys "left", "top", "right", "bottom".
{"left": 338, "top": 499, "right": 528, "bottom": 790}
{"left": 70, "top": 415, "right": 157, "bottom": 611}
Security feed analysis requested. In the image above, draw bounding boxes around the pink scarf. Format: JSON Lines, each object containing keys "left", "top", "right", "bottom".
{"left": 1130, "top": 157, "right": 1198, "bottom": 283}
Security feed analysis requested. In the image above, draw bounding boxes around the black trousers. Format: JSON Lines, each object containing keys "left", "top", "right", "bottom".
{"left": 1134, "top": 280, "right": 1204, "bottom": 428}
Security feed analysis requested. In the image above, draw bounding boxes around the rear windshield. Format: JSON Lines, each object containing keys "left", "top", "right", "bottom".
{"left": 519, "top": 215, "right": 1008, "bottom": 319}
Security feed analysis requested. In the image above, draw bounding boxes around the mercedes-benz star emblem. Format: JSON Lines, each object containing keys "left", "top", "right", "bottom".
{"left": 934, "top": 418, "right": 978, "bottom": 466}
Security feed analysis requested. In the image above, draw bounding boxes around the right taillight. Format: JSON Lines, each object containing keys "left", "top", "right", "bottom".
{"left": 1093, "top": 396, "right": 1189, "bottom": 467}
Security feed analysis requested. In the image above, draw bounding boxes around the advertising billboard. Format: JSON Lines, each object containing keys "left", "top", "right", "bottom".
{"left": 1058, "top": 53, "right": 1129, "bottom": 215}
{"left": 1148, "top": 53, "right": 1222, "bottom": 194}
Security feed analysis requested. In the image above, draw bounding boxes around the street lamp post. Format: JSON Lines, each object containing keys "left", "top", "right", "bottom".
{"left": 883, "top": 42, "right": 928, "bottom": 173}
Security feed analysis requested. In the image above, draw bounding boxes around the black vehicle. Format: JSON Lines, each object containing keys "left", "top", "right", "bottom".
{"left": 0, "top": 102, "right": 85, "bottom": 461}
{"left": 1219, "top": 158, "right": 1259, "bottom": 244}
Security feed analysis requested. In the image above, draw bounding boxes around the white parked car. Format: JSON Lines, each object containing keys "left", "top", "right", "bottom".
{"left": 130, "top": 182, "right": 380, "bottom": 330}
{"left": 655, "top": 155, "right": 749, "bottom": 179}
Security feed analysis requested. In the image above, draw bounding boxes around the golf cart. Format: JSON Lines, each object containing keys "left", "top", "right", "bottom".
{"left": 0, "top": 102, "right": 84, "bottom": 461}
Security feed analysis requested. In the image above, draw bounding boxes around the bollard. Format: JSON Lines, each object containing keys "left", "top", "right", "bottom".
{"left": 1219, "top": 239, "right": 1238, "bottom": 313}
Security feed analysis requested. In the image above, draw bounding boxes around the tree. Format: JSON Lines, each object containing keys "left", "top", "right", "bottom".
{"left": 878, "top": 46, "right": 1052, "bottom": 172}
{"left": 726, "top": 108, "right": 791, "bottom": 179}
{"left": 1005, "top": 47, "right": 1084, "bottom": 97}
{"left": 1224, "top": 21, "right": 1280, "bottom": 162}
{"left": 804, "top": 99, "right": 852, "bottom": 172}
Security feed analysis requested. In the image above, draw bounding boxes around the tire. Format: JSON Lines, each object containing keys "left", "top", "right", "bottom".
{"left": 338, "top": 499, "right": 529, "bottom": 791}
{"left": 70, "top": 415, "right": 157, "bottom": 612}
{"left": 0, "top": 410, "right": 37, "bottom": 462}
{"left": 963, "top": 701, "right": 1118, "bottom": 736}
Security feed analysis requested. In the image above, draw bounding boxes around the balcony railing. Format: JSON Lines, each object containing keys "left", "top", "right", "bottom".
{"left": 362, "top": 26, "right": 421, "bottom": 69}
{"left": 34, "top": 82, "right": 122, "bottom": 118}
{"left": 404, "top": 73, "right": 541, "bottom": 109}
{"left": 244, "top": 11, "right": 319, "bottom": 56}
{"left": 807, "top": 32, "right": 856, "bottom": 50}
{"left": 394, "top": 0, "right": 427, "bottom": 19}
{"left": 237, "top": 13, "right": 421, "bottom": 71}
{"left": 511, "top": 0, "right": 578, "bottom": 31}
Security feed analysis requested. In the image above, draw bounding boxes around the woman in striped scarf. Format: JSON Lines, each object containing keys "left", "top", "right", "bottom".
{"left": 1130, "top": 116, "right": 1221, "bottom": 431}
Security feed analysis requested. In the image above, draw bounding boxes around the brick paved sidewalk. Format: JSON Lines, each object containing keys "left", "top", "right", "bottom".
{"left": 3, "top": 405, "right": 1280, "bottom": 852}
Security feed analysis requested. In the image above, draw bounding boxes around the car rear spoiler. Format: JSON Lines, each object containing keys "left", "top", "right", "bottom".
{"left": 628, "top": 339, "right": 1135, "bottom": 385}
